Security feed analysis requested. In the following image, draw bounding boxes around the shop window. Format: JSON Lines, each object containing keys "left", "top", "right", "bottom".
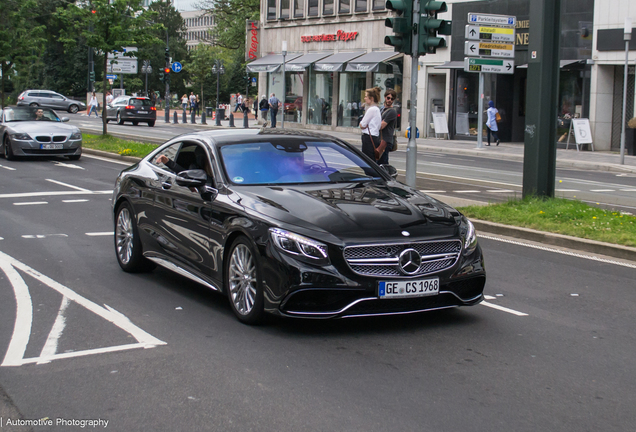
{"left": 284, "top": 72, "right": 304, "bottom": 123}
{"left": 267, "top": 0, "right": 277, "bottom": 20}
{"left": 308, "top": 0, "right": 318, "bottom": 16}
{"left": 338, "top": 73, "right": 366, "bottom": 127}
{"left": 309, "top": 70, "right": 333, "bottom": 125}
{"left": 323, "top": 0, "right": 334, "bottom": 15}
{"left": 455, "top": 71, "right": 480, "bottom": 137}
{"left": 281, "top": 0, "right": 290, "bottom": 18}
{"left": 372, "top": 0, "right": 384, "bottom": 10}
{"left": 355, "top": 0, "right": 367, "bottom": 12}
{"left": 294, "top": 0, "right": 304, "bottom": 17}
{"left": 339, "top": 0, "right": 350, "bottom": 14}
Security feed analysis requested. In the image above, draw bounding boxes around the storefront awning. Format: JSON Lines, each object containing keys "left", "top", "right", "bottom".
{"left": 516, "top": 59, "right": 586, "bottom": 69}
{"left": 285, "top": 53, "right": 332, "bottom": 72}
{"left": 344, "top": 51, "right": 402, "bottom": 72}
{"left": 434, "top": 61, "right": 465, "bottom": 69}
{"left": 314, "top": 52, "right": 365, "bottom": 72}
{"left": 246, "top": 53, "right": 302, "bottom": 73}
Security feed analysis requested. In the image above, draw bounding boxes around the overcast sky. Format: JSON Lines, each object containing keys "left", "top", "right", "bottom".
{"left": 172, "top": 0, "right": 202, "bottom": 11}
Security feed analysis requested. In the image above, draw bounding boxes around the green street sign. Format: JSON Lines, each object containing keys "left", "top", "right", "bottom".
{"left": 464, "top": 57, "right": 514, "bottom": 74}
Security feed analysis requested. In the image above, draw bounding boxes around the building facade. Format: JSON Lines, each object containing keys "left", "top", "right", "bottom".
{"left": 180, "top": 10, "right": 215, "bottom": 51}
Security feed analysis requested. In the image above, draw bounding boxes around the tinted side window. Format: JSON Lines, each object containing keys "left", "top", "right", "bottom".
{"left": 150, "top": 143, "right": 181, "bottom": 170}
{"left": 40, "top": 93, "right": 53, "bottom": 98}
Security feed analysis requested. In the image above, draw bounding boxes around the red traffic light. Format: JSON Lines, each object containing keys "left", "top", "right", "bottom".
{"left": 164, "top": 67, "right": 170, "bottom": 74}
{"left": 91, "top": 9, "right": 96, "bottom": 13}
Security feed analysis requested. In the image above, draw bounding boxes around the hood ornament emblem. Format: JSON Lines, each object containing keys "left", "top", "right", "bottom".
{"left": 401, "top": 231, "right": 410, "bottom": 237}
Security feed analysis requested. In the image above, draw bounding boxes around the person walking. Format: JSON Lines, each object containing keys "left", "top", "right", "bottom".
{"left": 269, "top": 93, "right": 281, "bottom": 128}
{"left": 189, "top": 92, "right": 196, "bottom": 114}
{"left": 195, "top": 95, "right": 201, "bottom": 116}
{"left": 486, "top": 100, "right": 500, "bottom": 146}
{"left": 253, "top": 97, "right": 258, "bottom": 120}
{"left": 376, "top": 88, "right": 398, "bottom": 165}
{"left": 259, "top": 95, "right": 269, "bottom": 122}
{"left": 105, "top": 91, "right": 113, "bottom": 106}
{"left": 181, "top": 94, "right": 188, "bottom": 113}
{"left": 359, "top": 87, "right": 382, "bottom": 161}
{"left": 234, "top": 93, "right": 242, "bottom": 112}
{"left": 87, "top": 92, "right": 99, "bottom": 117}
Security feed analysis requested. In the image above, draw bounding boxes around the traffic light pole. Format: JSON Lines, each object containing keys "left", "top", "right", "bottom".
{"left": 405, "top": 0, "right": 420, "bottom": 188}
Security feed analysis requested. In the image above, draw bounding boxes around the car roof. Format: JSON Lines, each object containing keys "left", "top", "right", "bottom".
{"left": 182, "top": 128, "right": 343, "bottom": 146}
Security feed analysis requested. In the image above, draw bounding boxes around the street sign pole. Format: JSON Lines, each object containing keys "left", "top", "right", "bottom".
{"left": 406, "top": 0, "right": 420, "bottom": 188}
{"left": 477, "top": 72, "right": 484, "bottom": 149}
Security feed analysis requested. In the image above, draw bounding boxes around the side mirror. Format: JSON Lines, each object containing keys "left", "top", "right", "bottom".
{"left": 175, "top": 169, "right": 208, "bottom": 187}
{"left": 61, "top": 117, "right": 70, "bottom": 122}
{"left": 380, "top": 164, "right": 398, "bottom": 180}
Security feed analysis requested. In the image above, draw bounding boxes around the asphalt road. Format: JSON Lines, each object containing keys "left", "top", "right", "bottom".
{"left": 0, "top": 154, "right": 635, "bottom": 431}
{"left": 70, "top": 115, "right": 636, "bottom": 214}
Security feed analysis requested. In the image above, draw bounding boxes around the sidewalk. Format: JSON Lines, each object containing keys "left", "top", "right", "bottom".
{"left": 154, "top": 108, "right": 636, "bottom": 175}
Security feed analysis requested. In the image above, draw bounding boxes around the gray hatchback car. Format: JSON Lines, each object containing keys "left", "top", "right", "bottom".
{"left": 17, "top": 90, "right": 86, "bottom": 114}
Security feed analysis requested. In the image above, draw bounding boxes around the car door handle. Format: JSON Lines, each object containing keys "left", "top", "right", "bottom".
{"left": 161, "top": 181, "right": 172, "bottom": 190}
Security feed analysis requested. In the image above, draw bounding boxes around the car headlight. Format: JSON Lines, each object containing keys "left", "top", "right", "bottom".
{"left": 462, "top": 218, "right": 478, "bottom": 255}
{"left": 10, "top": 133, "right": 31, "bottom": 140}
{"left": 270, "top": 228, "right": 329, "bottom": 263}
{"left": 70, "top": 132, "right": 82, "bottom": 140}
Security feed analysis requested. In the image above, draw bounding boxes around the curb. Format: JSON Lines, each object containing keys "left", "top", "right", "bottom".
{"left": 83, "top": 148, "right": 142, "bottom": 163}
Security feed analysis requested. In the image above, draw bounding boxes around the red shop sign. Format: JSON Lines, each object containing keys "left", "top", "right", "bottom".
{"left": 301, "top": 30, "right": 359, "bottom": 43}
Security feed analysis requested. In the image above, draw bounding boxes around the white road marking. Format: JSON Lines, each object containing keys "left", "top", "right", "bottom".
{"left": 555, "top": 189, "right": 580, "bottom": 192}
{"left": 13, "top": 202, "right": 47, "bottom": 206}
{"left": 0, "top": 250, "right": 166, "bottom": 367}
{"left": 484, "top": 295, "right": 496, "bottom": 300}
{"left": 21, "top": 234, "right": 68, "bottom": 239}
{"left": 620, "top": 188, "right": 636, "bottom": 192}
{"left": 480, "top": 234, "right": 636, "bottom": 269}
{"left": 590, "top": 189, "right": 615, "bottom": 192}
{"left": 52, "top": 161, "right": 84, "bottom": 170}
{"left": 486, "top": 189, "right": 515, "bottom": 193}
{"left": 86, "top": 232, "right": 114, "bottom": 236}
{"left": 454, "top": 190, "right": 481, "bottom": 193}
{"left": 0, "top": 190, "right": 111, "bottom": 199}
{"left": 62, "top": 199, "right": 89, "bottom": 203}
{"left": 481, "top": 301, "right": 529, "bottom": 316}
{"left": 38, "top": 296, "right": 71, "bottom": 364}
{"left": 420, "top": 190, "right": 446, "bottom": 193}
{"left": 0, "top": 165, "right": 16, "bottom": 171}
{"left": 45, "top": 179, "right": 91, "bottom": 192}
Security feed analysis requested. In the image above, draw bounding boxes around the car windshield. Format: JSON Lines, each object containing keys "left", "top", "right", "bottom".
{"left": 220, "top": 140, "right": 382, "bottom": 185}
{"left": 129, "top": 98, "right": 153, "bottom": 107}
{"left": 3, "top": 106, "right": 60, "bottom": 122}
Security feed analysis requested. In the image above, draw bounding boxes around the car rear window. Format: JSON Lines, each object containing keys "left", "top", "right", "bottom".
{"left": 129, "top": 99, "right": 153, "bottom": 107}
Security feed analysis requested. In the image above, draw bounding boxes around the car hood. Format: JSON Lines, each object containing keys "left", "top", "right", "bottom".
{"left": 5, "top": 121, "right": 78, "bottom": 134}
{"left": 233, "top": 181, "right": 461, "bottom": 242}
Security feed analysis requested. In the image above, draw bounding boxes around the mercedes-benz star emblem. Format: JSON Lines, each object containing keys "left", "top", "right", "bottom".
{"left": 399, "top": 248, "right": 421, "bottom": 275}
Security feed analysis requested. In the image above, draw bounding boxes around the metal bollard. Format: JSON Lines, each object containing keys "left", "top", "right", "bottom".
{"left": 173, "top": 111, "right": 178, "bottom": 124}
{"left": 229, "top": 113, "right": 235, "bottom": 127}
{"left": 216, "top": 110, "right": 222, "bottom": 126}
{"left": 165, "top": 107, "right": 170, "bottom": 123}
{"left": 182, "top": 110, "right": 187, "bottom": 123}
{"left": 243, "top": 112, "right": 249, "bottom": 128}
{"left": 201, "top": 111, "right": 206, "bottom": 125}
{"left": 191, "top": 110, "right": 196, "bottom": 124}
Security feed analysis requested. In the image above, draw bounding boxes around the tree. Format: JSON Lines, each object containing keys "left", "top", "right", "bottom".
{"left": 0, "top": 0, "right": 45, "bottom": 108}
{"left": 200, "top": 0, "right": 259, "bottom": 51}
{"left": 57, "top": 0, "right": 163, "bottom": 134}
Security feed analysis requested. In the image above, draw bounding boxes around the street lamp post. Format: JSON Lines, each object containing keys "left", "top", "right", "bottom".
{"left": 141, "top": 60, "right": 152, "bottom": 96}
{"left": 620, "top": 18, "right": 632, "bottom": 165}
{"left": 211, "top": 59, "right": 225, "bottom": 125}
{"left": 281, "top": 40, "right": 287, "bottom": 129}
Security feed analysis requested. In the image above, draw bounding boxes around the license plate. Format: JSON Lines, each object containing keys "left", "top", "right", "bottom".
{"left": 41, "top": 144, "right": 63, "bottom": 150}
{"left": 378, "top": 278, "right": 439, "bottom": 299}
{"left": 138, "top": 111, "right": 148, "bottom": 114}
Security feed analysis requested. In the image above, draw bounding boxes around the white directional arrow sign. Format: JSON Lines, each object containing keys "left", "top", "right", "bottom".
{"left": 465, "top": 40, "right": 515, "bottom": 58}
{"left": 465, "top": 25, "right": 515, "bottom": 43}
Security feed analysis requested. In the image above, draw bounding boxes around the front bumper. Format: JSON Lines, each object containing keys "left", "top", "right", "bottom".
{"left": 10, "top": 138, "right": 82, "bottom": 157}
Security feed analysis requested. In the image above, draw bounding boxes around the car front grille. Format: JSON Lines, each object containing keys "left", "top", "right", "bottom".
{"left": 343, "top": 240, "right": 461, "bottom": 277}
{"left": 22, "top": 149, "right": 75, "bottom": 155}
{"left": 35, "top": 136, "right": 67, "bottom": 143}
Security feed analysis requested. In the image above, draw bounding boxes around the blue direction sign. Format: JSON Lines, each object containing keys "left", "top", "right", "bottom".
{"left": 106, "top": 74, "right": 118, "bottom": 80}
{"left": 171, "top": 62, "right": 183, "bottom": 73}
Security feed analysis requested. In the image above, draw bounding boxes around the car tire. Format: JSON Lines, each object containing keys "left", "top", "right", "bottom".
{"left": 114, "top": 202, "right": 155, "bottom": 273}
{"left": 29, "top": 103, "right": 39, "bottom": 107}
{"left": 117, "top": 112, "right": 124, "bottom": 125}
{"left": 68, "top": 154, "right": 81, "bottom": 161}
{"left": 148, "top": 121, "right": 155, "bottom": 127}
{"left": 225, "top": 236, "right": 265, "bottom": 325}
{"left": 68, "top": 105, "right": 79, "bottom": 114}
{"left": 3, "top": 136, "right": 15, "bottom": 161}
{"left": 132, "top": 121, "right": 139, "bottom": 126}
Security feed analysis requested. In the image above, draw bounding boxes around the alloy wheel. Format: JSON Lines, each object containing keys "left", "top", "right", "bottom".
{"left": 116, "top": 207, "right": 134, "bottom": 265}
{"left": 228, "top": 244, "right": 257, "bottom": 316}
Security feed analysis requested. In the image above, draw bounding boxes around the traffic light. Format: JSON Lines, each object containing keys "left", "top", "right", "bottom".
{"left": 159, "top": 70, "right": 165, "bottom": 83}
{"left": 89, "top": 71, "right": 95, "bottom": 82}
{"left": 384, "top": 0, "right": 413, "bottom": 54}
{"left": 164, "top": 67, "right": 171, "bottom": 84}
{"left": 164, "top": 48, "right": 170, "bottom": 65}
{"left": 418, "top": 0, "right": 451, "bottom": 55}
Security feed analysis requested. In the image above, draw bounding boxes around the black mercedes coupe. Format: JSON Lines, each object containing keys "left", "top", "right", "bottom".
{"left": 112, "top": 129, "right": 486, "bottom": 324}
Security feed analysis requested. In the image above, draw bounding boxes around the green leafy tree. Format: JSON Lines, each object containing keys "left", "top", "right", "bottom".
{"left": 0, "top": 0, "right": 45, "bottom": 108}
{"left": 200, "top": 0, "right": 259, "bottom": 51}
{"left": 57, "top": 0, "right": 163, "bottom": 134}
